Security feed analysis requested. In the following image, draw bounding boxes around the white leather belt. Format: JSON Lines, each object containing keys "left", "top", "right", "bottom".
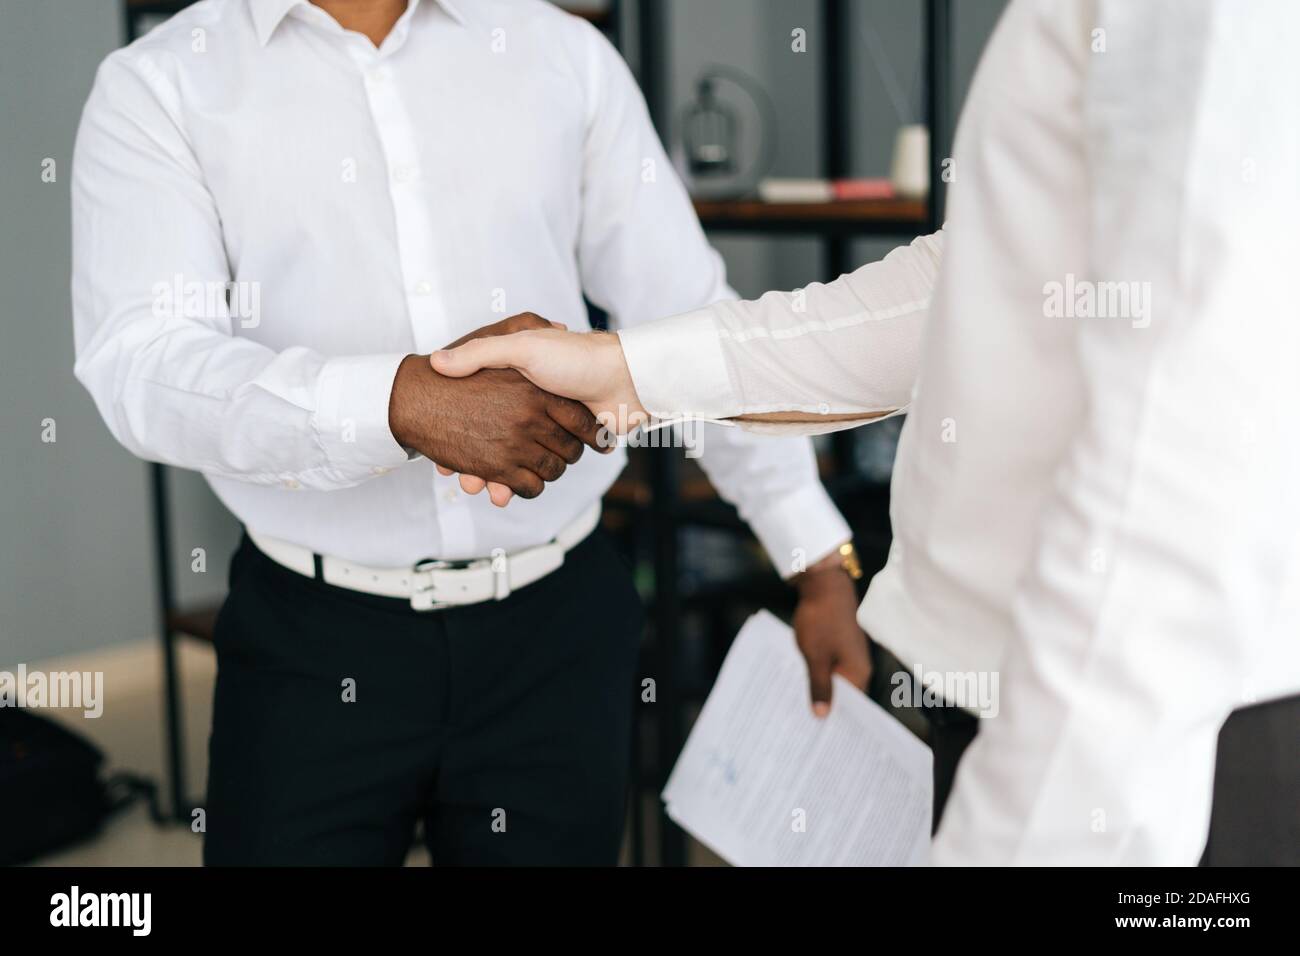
{"left": 247, "top": 503, "right": 602, "bottom": 611}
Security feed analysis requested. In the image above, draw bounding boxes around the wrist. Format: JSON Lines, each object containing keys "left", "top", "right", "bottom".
{"left": 616, "top": 310, "right": 737, "bottom": 422}
{"left": 795, "top": 542, "right": 860, "bottom": 596}
{"left": 314, "top": 352, "right": 414, "bottom": 476}
{"left": 594, "top": 331, "right": 647, "bottom": 425}
{"left": 388, "top": 353, "right": 435, "bottom": 451}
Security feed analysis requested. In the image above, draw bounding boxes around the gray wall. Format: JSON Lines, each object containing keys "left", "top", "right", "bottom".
{"left": 666, "top": 0, "right": 822, "bottom": 296}
{"left": 0, "top": 0, "right": 1005, "bottom": 666}
{"left": 845, "top": 0, "right": 1007, "bottom": 265}
{"left": 0, "top": 0, "right": 237, "bottom": 667}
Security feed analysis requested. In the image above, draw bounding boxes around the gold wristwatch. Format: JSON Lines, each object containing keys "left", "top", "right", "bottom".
{"left": 837, "top": 541, "right": 864, "bottom": 581}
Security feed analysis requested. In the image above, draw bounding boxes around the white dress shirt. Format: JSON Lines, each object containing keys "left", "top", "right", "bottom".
{"left": 620, "top": 0, "right": 1300, "bottom": 864}
{"left": 72, "top": 0, "right": 849, "bottom": 571}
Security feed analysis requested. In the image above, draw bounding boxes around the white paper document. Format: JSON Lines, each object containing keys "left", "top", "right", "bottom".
{"left": 662, "top": 610, "right": 933, "bottom": 866}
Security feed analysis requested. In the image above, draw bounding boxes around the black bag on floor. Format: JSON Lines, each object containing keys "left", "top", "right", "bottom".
{"left": 0, "top": 708, "right": 161, "bottom": 865}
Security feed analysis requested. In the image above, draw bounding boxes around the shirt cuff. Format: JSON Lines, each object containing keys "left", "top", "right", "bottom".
{"left": 746, "top": 481, "right": 852, "bottom": 580}
{"left": 617, "top": 309, "right": 741, "bottom": 421}
{"left": 314, "top": 353, "right": 413, "bottom": 480}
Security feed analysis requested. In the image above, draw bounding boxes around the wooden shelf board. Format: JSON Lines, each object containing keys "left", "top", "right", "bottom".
{"left": 566, "top": 7, "right": 613, "bottom": 27}
{"left": 167, "top": 605, "right": 220, "bottom": 643}
{"left": 129, "top": 0, "right": 612, "bottom": 25}
{"left": 693, "top": 197, "right": 927, "bottom": 227}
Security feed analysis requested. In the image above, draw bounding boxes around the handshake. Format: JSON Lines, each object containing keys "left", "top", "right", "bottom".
{"left": 387, "top": 312, "right": 645, "bottom": 506}
{"left": 394, "top": 312, "right": 874, "bottom": 713}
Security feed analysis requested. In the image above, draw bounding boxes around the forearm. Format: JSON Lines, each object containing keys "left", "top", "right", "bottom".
{"left": 617, "top": 231, "right": 943, "bottom": 431}
{"left": 74, "top": 318, "right": 409, "bottom": 489}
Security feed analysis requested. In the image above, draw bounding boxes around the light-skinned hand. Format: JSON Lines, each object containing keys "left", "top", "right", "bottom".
{"left": 389, "top": 314, "right": 605, "bottom": 505}
{"left": 430, "top": 317, "right": 647, "bottom": 505}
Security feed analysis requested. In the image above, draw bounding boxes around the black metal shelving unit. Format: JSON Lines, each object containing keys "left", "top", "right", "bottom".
{"left": 630, "top": 0, "right": 951, "bottom": 866}
{"left": 127, "top": 0, "right": 952, "bottom": 867}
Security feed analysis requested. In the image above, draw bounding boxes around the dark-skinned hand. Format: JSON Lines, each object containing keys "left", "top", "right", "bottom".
{"left": 792, "top": 549, "right": 872, "bottom": 716}
{"left": 388, "top": 313, "right": 605, "bottom": 504}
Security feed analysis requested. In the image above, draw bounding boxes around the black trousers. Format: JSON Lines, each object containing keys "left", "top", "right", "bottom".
{"left": 926, "top": 694, "right": 1300, "bottom": 865}
{"left": 203, "top": 528, "right": 644, "bottom": 866}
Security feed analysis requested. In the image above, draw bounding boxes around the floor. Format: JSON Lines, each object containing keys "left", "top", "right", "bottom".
{"left": 31, "top": 638, "right": 213, "bottom": 867}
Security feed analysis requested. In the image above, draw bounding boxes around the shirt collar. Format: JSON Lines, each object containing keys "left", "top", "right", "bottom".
{"left": 249, "top": 0, "right": 465, "bottom": 47}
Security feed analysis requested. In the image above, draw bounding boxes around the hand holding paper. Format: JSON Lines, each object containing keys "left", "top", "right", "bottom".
{"left": 663, "top": 611, "right": 932, "bottom": 866}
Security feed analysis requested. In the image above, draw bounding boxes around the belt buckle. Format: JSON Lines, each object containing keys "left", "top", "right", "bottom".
{"left": 410, "top": 556, "right": 489, "bottom": 611}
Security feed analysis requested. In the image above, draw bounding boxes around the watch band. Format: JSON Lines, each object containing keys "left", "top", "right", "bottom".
{"left": 838, "top": 541, "right": 864, "bottom": 581}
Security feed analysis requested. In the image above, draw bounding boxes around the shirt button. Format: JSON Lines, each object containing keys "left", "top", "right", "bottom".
{"left": 443, "top": 488, "right": 458, "bottom": 502}
{"left": 371, "top": 466, "right": 390, "bottom": 476}
{"left": 392, "top": 164, "right": 417, "bottom": 183}
{"left": 284, "top": 478, "right": 301, "bottom": 490}
{"left": 412, "top": 280, "right": 432, "bottom": 296}
{"left": 367, "top": 65, "right": 394, "bottom": 84}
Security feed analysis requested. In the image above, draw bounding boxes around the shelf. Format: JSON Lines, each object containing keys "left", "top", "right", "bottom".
{"left": 566, "top": 7, "right": 613, "bottom": 28}
{"left": 125, "top": 0, "right": 613, "bottom": 29}
{"left": 606, "top": 454, "right": 889, "bottom": 530}
{"left": 167, "top": 604, "right": 220, "bottom": 643}
{"left": 693, "top": 197, "right": 928, "bottom": 237}
{"left": 124, "top": 0, "right": 191, "bottom": 10}
{"left": 606, "top": 472, "right": 719, "bottom": 509}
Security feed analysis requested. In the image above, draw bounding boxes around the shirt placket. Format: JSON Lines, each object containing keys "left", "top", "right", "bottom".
{"left": 349, "top": 37, "right": 478, "bottom": 558}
